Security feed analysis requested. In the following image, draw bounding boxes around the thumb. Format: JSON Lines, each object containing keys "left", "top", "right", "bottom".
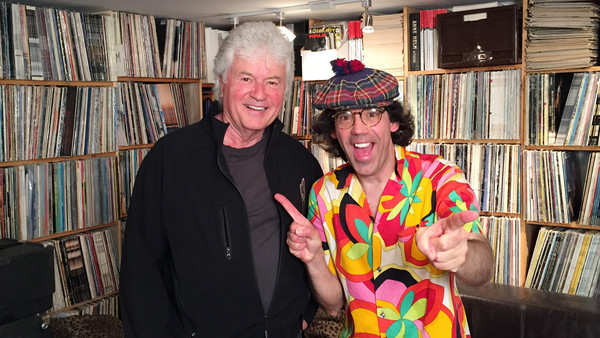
{"left": 416, "top": 226, "right": 438, "bottom": 261}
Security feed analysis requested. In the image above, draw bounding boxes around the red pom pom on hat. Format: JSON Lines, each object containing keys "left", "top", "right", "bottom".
{"left": 348, "top": 60, "right": 365, "bottom": 73}
{"left": 330, "top": 58, "right": 365, "bottom": 75}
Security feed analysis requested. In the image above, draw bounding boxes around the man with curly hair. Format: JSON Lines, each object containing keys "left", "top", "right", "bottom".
{"left": 276, "top": 59, "right": 493, "bottom": 338}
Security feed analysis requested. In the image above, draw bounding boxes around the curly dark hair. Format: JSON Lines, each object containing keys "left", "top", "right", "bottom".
{"left": 311, "top": 102, "right": 414, "bottom": 161}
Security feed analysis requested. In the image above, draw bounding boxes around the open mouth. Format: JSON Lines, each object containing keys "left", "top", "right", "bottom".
{"left": 353, "top": 142, "right": 373, "bottom": 159}
{"left": 245, "top": 104, "right": 266, "bottom": 111}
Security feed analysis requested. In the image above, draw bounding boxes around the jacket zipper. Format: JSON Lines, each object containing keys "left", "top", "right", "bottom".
{"left": 262, "top": 131, "right": 283, "bottom": 337}
{"left": 172, "top": 268, "right": 199, "bottom": 336}
{"left": 220, "top": 204, "right": 232, "bottom": 260}
{"left": 216, "top": 126, "right": 280, "bottom": 332}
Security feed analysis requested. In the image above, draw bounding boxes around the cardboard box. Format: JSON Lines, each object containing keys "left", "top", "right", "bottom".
{"left": 301, "top": 49, "right": 337, "bottom": 81}
{"left": 438, "top": 5, "right": 521, "bottom": 68}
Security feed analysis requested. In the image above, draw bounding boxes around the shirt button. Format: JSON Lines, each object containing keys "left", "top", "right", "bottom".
{"left": 376, "top": 267, "right": 382, "bottom": 273}
{"left": 380, "top": 312, "right": 386, "bottom": 318}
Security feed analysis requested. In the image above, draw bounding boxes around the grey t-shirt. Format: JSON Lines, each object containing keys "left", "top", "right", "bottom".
{"left": 222, "top": 135, "right": 280, "bottom": 311}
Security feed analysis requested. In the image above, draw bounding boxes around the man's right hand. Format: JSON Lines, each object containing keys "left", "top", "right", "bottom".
{"left": 415, "top": 210, "right": 477, "bottom": 272}
{"left": 274, "top": 193, "right": 322, "bottom": 264}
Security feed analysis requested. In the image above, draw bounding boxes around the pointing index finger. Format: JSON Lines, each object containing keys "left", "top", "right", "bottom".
{"left": 274, "top": 193, "right": 306, "bottom": 223}
{"left": 441, "top": 210, "right": 479, "bottom": 231}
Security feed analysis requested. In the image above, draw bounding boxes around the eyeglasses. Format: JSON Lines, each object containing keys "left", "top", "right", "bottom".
{"left": 332, "top": 107, "right": 386, "bottom": 129}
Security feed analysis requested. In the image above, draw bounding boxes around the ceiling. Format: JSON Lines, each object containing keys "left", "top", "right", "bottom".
{"left": 22, "top": 0, "right": 499, "bottom": 29}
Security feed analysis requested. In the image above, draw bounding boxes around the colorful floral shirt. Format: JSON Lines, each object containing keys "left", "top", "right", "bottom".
{"left": 309, "top": 146, "right": 482, "bottom": 338}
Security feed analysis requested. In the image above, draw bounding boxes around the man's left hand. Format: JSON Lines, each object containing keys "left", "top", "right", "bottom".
{"left": 415, "top": 210, "right": 478, "bottom": 272}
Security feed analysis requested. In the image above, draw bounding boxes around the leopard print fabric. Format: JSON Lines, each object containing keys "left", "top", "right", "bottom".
{"left": 304, "top": 307, "right": 345, "bottom": 338}
{"left": 49, "top": 314, "right": 123, "bottom": 338}
{"left": 48, "top": 310, "right": 342, "bottom": 337}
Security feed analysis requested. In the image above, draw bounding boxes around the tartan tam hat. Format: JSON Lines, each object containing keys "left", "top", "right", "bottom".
{"left": 313, "top": 58, "right": 399, "bottom": 110}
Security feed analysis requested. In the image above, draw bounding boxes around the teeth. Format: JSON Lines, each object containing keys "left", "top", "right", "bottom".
{"left": 354, "top": 143, "right": 370, "bottom": 148}
{"left": 246, "top": 105, "right": 266, "bottom": 111}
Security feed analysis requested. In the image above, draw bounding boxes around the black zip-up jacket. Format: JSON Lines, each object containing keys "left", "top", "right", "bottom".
{"left": 119, "top": 115, "right": 323, "bottom": 337}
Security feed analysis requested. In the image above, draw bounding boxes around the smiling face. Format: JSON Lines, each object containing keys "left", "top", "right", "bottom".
{"left": 219, "top": 51, "right": 287, "bottom": 147}
{"left": 332, "top": 108, "right": 399, "bottom": 182}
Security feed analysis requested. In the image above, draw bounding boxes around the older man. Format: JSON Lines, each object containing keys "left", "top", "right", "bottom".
{"left": 120, "top": 22, "right": 322, "bottom": 337}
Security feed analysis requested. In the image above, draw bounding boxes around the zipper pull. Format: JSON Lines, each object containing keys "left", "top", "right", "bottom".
{"left": 226, "top": 247, "right": 232, "bottom": 260}
{"left": 264, "top": 315, "right": 269, "bottom": 337}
